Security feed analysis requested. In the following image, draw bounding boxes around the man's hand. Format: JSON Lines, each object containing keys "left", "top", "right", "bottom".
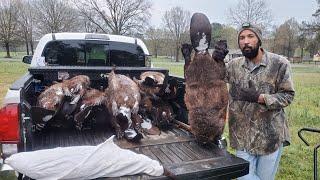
{"left": 231, "top": 80, "right": 260, "bottom": 103}
{"left": 212, "top": 40, "right": 229, "bottom": 62}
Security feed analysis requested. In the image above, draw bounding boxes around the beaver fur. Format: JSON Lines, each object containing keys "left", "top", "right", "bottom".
{"left": 183, "top": 13, "right": 228, "bottom": 144}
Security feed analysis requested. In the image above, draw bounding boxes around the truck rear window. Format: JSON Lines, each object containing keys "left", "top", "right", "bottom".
{"left": 42, "top": 40, "right": 145, "bottom": 67}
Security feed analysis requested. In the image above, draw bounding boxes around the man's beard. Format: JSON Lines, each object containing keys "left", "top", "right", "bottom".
{"left": 241, "top": 45, "right": 259, "bottom": 59}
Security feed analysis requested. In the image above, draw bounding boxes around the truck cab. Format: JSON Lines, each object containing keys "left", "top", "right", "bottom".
{"left": 23, "top": 33, "right": 151, "bottom": 67}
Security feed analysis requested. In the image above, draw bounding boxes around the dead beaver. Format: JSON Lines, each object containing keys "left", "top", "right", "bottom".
{"left": 182, "top": 13, "right": 228, "bottom": 145}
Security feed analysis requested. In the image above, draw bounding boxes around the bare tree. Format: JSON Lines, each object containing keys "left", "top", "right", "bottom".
{"left": 162, "top": 7, "right": 190, "bottom": 62}
{"left": 210, "top": 23, "right": 238, "bottom": 50}
{"left": 306, "top": 33, "right": 320, "bottom": 58}
{"left": 145, "top": 27, "right": 164, "bottom": 58}
{"left": 273, "top": 18, "right": 299, "bottom": 58}
{"left": 0, "top": 0, "right": 19, "bottom": 58}
{"left": 74, "top": 0, "right": 152, "bottom": 35}
{"left": 295, "top": 1, "right": 320, "bottom": 60}
{"left": 220, "top": 26, "right": 238, "bottom": 50}
{"left": 32, "top": 0, "right": 81, "bottom": 35}
{"left": 78, "top": 12, "right": 100, "bottom": 33}
{"left": 16, "top": 0, "right": 36, "bottom": 55}
{"left": 227, "top": 0, "right": 272, "bottom": 28}
{"left": 162, "top": 29, "right": 175, "bottom": 59}
{"left": 297, "top": 33, "right": 306, "bottom": 60}
{"left": 211, "top": 23, "right": 223, "bottom": 45}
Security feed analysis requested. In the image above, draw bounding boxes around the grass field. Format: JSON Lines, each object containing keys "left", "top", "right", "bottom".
{"left": 0, "top": 52, "right": 29, "bottom": 105}
{"left": 0, "top": 55, "right": 319, "bottom": 179}
{"left": 0, "top": 51, "right": 27, "bottom": 61}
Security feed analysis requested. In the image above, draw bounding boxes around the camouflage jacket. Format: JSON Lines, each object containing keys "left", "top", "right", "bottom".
{"left": 226, "top": 50, "right": 295, "bottom": 155}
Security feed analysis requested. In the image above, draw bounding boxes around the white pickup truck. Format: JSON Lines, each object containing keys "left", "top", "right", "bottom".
{"left": 0, "top": 32, "right": 248, "bottom": 179}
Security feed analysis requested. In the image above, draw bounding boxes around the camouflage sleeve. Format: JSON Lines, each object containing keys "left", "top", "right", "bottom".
{"left": 263, "top": 62, "right": 295, "bottom": 110}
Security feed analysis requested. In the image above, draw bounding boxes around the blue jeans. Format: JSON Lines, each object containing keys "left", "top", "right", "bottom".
{"left": 236, "top": 145, "right": 283, "bottom": 180}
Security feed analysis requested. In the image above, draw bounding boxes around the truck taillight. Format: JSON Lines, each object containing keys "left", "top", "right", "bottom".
{"left": 0, "top": 104, "right": 20, "bottom": 143}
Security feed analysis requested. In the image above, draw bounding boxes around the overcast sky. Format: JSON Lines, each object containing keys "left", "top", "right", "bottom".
{"left": 150, "top": 0, "right": 318, "bottom": 27}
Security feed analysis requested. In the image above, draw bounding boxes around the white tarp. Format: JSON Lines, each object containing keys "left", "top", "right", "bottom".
{"left": 5, "top": 136, "right": 164, "bottom": 180}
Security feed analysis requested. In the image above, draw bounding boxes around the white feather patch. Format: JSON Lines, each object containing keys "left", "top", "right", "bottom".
{"left": 195, "top": 33, "right": 208, "bottom": 51}
{"left": 124, "top": 129, "right": 137, "bottom": 138}
{"left": 119, "top": 106, "right": 131, "bottom": 122}
{"left": 80, "top": 104, "right": 86, "bottom": 111}
{"left": 56, "top": 88, "right": 63, "bottom": 96}
{"left": 149, "top": 75, "right": 155, "bottom": 80}
{"left": 70, "top": 95, "right": 80, "bottom": 105}
{"left": 132, "top": 101, "right": 139, "bottom": 115}
{"left": 112, "top": 101, "right": 118, "bottom": 116}
{"left": 42, "top": 115, "right": 53, "bottom": 122}
{"left": 141, "top": 118, "right": 152, "bottom": 129}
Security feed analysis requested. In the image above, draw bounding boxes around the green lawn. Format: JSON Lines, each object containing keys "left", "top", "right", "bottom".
{"left": 0, "top": 51, "right": 27, "bottom": 61}
{"left": 0, "top": 55, "right": 319, "bottom": 179}
{"left": 0, "top": 52, "right": 29, "bottom": 106}
{"left": 278, "top": 65, "right": 320, "bottom": 180}
{"left": 0, "top": 62, "right": 29, "bottom": 105}
{"left": 152, "top": 56, "right": 185, "bottom": 77}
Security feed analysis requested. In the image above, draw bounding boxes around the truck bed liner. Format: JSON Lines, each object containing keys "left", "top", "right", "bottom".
{"left": 32, "top": 129, "right": 111, "bottom": 150}
{"left": 31, "top": 127, "right": 248, "bottom": 179}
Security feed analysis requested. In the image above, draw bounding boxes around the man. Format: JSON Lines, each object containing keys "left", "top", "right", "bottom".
{"left": 212, "top": 23, "right": 295, "bottom": 180}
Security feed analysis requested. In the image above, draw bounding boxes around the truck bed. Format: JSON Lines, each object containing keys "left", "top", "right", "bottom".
{"left": 31, "top": 126, "right": 248, "bottom": 179}
{"left": 20, "top": 66, "right": 248, "bottom": 179}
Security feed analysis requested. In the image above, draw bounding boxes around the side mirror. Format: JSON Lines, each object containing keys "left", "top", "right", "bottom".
{"left": 22, "top": 55, "right": 32, "bottom": 64}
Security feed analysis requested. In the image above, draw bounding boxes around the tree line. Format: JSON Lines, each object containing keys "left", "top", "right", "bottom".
{"left": 0, "top": 0, "right": 319, "bottom": 62}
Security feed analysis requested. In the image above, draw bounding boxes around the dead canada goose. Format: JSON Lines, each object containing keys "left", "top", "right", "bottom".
{"left": 105, "top": 70, "right": 143, "bottom": 142}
